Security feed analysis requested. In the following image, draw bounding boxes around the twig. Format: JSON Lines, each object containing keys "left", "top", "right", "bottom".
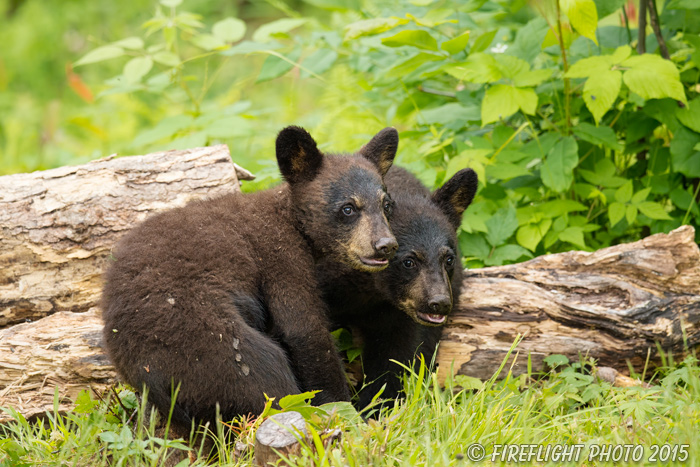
{"left": 646, "top": 0, "right": 669, "bottom": 59}
{"left": 637, "top": 0, "right": 647, "bottom": 54}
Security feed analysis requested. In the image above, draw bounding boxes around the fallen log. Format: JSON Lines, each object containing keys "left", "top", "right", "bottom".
{"left": 1, "top": 147, "right": 699, "bottom": 422}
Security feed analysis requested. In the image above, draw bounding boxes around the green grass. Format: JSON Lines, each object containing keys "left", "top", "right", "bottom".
{"left": 2, "top": 349, "right": 700, "bottom": 467}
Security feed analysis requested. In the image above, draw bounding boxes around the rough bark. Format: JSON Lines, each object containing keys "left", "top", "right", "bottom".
{"left": 0, "top": 145, "right": 251, "bottom": 328}
{"left": 437, "top": 225, "right": 700, "bottom": 382}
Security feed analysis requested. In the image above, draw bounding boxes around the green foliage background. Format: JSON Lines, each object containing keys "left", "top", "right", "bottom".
{"left": 2, "top": 0, "right": 700, "bottom": 265}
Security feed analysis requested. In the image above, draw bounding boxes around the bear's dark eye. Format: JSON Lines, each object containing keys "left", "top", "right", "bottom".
{"left": 383, "top": 199, "right": 392, "bottom": 214}
{"left": 445, "top": 255, "right": 455, "bottom": 267}
{"left": 403, "top": 258, "right": 415, "bottom": 269}
{"left": 342, "top": 204, "right": 355, "bottom": 216}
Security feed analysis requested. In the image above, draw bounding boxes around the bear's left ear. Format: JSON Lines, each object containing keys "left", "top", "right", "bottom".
{"left": 432, "top": 168, "right": 478, "bottom": 229}
{"left": 276, "top": 126, "right": 324, "bottom": 184}
{"left": 358, "top": 128, "right": 398, "bottom": 177}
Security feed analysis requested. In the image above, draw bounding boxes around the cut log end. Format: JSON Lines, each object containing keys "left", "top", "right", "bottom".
{"left": 254, "top": 411, "right": 308, "bottom": 466}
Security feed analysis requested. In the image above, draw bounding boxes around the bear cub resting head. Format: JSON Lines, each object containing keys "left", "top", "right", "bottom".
{"left": 101, "top": 126, "right": 399, "bottom": 436}
{"left": 317, "top": 165, "right": 478, "bottom": 411}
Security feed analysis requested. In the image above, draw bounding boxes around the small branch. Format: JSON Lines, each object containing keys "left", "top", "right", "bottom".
{"left": 646, "top": 0, "right": 669, "bottom": 59}
{"left": 637, "top": 0, "right": 647, "bottom": 54}
{"left": 418, "top": 86, "right": 457, "bottom": 98}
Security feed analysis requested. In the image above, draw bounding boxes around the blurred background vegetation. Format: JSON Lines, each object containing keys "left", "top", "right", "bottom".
{"left": 1, "top": 0, "right": 699, "bottom": 266}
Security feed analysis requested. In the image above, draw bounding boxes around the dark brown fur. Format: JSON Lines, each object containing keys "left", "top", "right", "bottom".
{"left": 101, "top": 127, "right": 398, "bottom": 435}
{"left": 316, "top": 166, "right": 478, "bottom": 411}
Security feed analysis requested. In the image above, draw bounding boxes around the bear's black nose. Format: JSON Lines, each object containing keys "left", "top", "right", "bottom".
{"left": 428, "top": 296, "right": 451, "bottom": 314}
{"left": 374, "top": 237, "right": 398, "bottom": 258}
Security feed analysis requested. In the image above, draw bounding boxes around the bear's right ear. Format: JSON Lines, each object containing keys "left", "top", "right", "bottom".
{"left": 358, "top": 127, "right": 398, "bottom": 177}
{"left": 432, "top": 169, "right": 478, "bottom": 229}
{"left": 276, "top": 126, "right": 324, "bottom": 184}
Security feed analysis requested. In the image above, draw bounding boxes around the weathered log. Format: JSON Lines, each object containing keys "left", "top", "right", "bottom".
{"left": 0, "top": 145, "right": 251, "bottom": 328}
{"left": 1, "top": 147, "right": 699, "bottom": 423}
{"left": 437, "top": 224, "right": 700, "bottom": 382}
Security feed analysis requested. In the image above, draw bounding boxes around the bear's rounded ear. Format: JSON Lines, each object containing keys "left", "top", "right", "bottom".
{"left": 432, "top": 169, "right": 478, "bottom": 229}
{"left": 276, "top": 126, "right": 324, "bottom": 184}
{"left": 358, "top": 127, "right": 398, "bottom": 177}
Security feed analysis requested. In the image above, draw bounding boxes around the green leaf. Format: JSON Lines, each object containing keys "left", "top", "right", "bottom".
{"left": 541, "top": 136, "right": 579, "bottom": 192}
{"left": 512, "top": 68, "right": 553, "bottom": 87}
{"left": 453, "top": 375, "right": 484, "bottom": 390}
{"left": 441, "top": 31, "right": 470, "bottom": 54}
{"left": 677, "top": 97, "right": 700, "bottom": 133}
{"left": 562, "top": 0, "right": 599, "bottom": 44}
{"left": 422, "top": 103, "right": 480, "bottom": 125}
{"left": 514, "top": 87, "right": 538, "bottom": 115}
{"left": 614, "top": 181, "right": 633, "bottom": 203}
{"left": 583, "top": 70, "right": 622, "bottom": 123}
{"left": 631, "top": 187, "right": 651, "bottom": 204}
{"left": 573, "top": 123, "right": 622, "bottom": 150}
{"left": 152, "top": 51, "right": 180, "bottom": 67}
{"left": 481, "top": 85, "right": 519, "bottom": 125}
{"left": 279, "top": 390, "right": 320, "bottom": 409}
{"left": 387, "top": 52, "right": 443, "bottom": 78}
{"left": 558, "top": 226, "right": 586, "bottom": 248}
{"left": 444, "top": 53, "right": 501, "bottom": 83}
{"left": 544, "top": 354, "right": 570, "bottom": 367}
{"left": 609, "top": 202, "right": 625, "bottom": 226}
{"left": 253, "top": 18, "right": 308, "bottom": 43}
{"left": 621, "top": 55, "right": 687, "bottom": 103}
{"left": 625, "top": 204, "right": 637, "bottom": 224}
{"left": 212, "top": 17, "right": 246, "bottom": 43}
{"left": 486, "top": 244, "right": 532, "bottom": 266}
{"left": 74, "top": 45, "right": 125, "bottom": 66}
{"left": 123, "top": 56, "right": 153, "bottom": 83}
{"left": 516, "top": 218, "right": 552, "bottom": 252}
{"left": 113, "top": 37, "right": 144, "bottom": 50}
{"left": 73, "top": 389, "right": 99, "bottom": 414}
{"left": 381, "top": 30, "right": 438, "bottom": 51}
{"left": 638, "top": 201, "right": 672, "bottom": 220}
{"left": 485, "top": 205, "right": 518, "bottom": 247}
{"left": 471, "top": 30, "right": 497, "bottom": 53}
{"left": 671, "top": 127, "right": 700, "bottom": 177}
{"left": 301, "top": 48, "right": 338, "bottom": 77}
{"left": 565, "top": 55, "right": 611, "bottom": 78}
{"left": 257, "top": 48, "right": 302, "bottom": 82}
{"left": 592, "top": 0, "right": 626, "bottom": 18}
{"left": 191, "top": 33, "right": 226, "bottom": 50}
{"left": 343, "top": 17, "right": 404, "bottom": 41}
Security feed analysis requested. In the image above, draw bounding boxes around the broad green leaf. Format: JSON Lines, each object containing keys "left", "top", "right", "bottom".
{"left": 516, "top": 218, "right": 552, "bottom": 251}
{"left": 486, "top": 244, "right": 532, "bottom": 266}
{"left": 74, "top": 46, "right": 125, "bottom": 66}
{"left": 485, "top": 162, "right": 530, "bottom": 180}
{"left": 610, "top": 44, "right": 632, "bottom": 63}
{"left": 405, "top": 12, "right": 457, "bottom": 28}
{"left": 422, "top": 103, "right": 480, "bottom": 125}
{"left": 381, "top": 30, "right": 438, "bottom": 51}
{"left": 257, "top": 48, "right": 302, "bottom": 82}
{"left": 558, "top": 226, "right": 586, "bottom": 248}
{"left": 514, "top": 87, "right": 538, "bottom": 115}
{"left": 573, "top": 123, "right": 622, "bottom": 150}
{"left": 592, "top": 0, "right": 626, "bottom": 18}
{"left": 562, "top": 0, "right": 599, "bottom": 44}
{"left": 212, "top": 17, "right": 246, "bottom": 43}
{"left": 279, "top": 390, "right": 320, "bottom": 409}
{"left": 677, "top": 97, "right": 700, "bottom": 133}
{"left": 444, "top": 53, "right": 501, "bottom": 83}
{"left": 614, "top": 181, "right": 633, "bottom": 203}
{"left": 113, "top": 37, "right": 144, "bottom": 50}
{"left": 542, "top": 24, "right": 574, "bottom": 49}
{"left": 301, "top": 49, "right": 338, "bottom": 78}
{"left": 344, "top": 17, "right": 404, "bottom": 41}
{"left": 537, "top": 199, "right": 587, "bottom": 218}
{"left": 191, "top": 33, "right": 226, "bottom": 50}
{"left": 671, "top": 127, "right": 700, "bottom": 177}
{"left": 667, "top": 0, "right": 700, "bottom": 8}
{"left": 453, "top": 375, "right": 484, "bottom": 390}
{"left": 494, "top": 54, "right": 530, "bottom": 80}
{"left": 485, "top": 205, "right": 518, "bottom": 247}
{"left": 631, "top": 187, "right": 651, "bottom": 204}
{"left": 544, "top": 354, "right": 570, "bottom": 367}
{"left": 566, "top": 55, "right": 612, "bottom": 78}
{"left": 513, "top": 68, "right": 553, "bottom": 87}
{"left": 460, "top": 232, "right": 491, "bottom": 260}
{"left": 638, "top": 201, "right": 672, "bottom": 220}
{"left": 445, "top": 149, "right": 490, "bottom": 183}
{"left": 541, "top": 136, "right": 579, "bottom": 192}
{"left": 386, "top": 52, "right": 443, "bottom": 78}
{"left": 625, "top": 204, "right": 637, "bottom": 224}
{"left": 482, "top": 85, "right": 519, "bottom": 125}
{"left": 152, "top": 51, "right": 180, "bottom": 66}
{"left": 123, "top": 56, "right": 153, "bottom": 83}
{"left": 471, "top": 30, "right": 497, "bottom": 53}
{"left": 622, "top": 55, "right": 687, "bottom": 103}
{"left": 441, "top": 31, "right": 470, "bottom": 54}
{"left": 253, "top": 18, "right": 308, "bottom": 43}
{"left": 609, "top": 202, "right": 625, "bottom": 226}
{"left": 583, "top": 69, "right": 621, "bottom": 123}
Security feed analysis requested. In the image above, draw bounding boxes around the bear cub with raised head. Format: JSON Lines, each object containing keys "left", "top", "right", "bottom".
{"left": 317, "top": 166, "right": 478, "bottom": 410}
{"left": 101, "top": 126, "right": 399, "bottom": 435}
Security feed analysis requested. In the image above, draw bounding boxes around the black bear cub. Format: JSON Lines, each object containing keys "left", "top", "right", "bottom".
{"left": 317, "top": 166, "right": 478, "bottom": 410}
{"left": 101, "top": 126, "right": 399, "bottom": 435}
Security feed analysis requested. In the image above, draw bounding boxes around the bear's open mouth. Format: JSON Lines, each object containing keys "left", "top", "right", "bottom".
{"left": 359, "top": 257, "right": 389, "bottom": 268}
{"left": 416, "top": 312, "right": 447, "bottom": 325}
